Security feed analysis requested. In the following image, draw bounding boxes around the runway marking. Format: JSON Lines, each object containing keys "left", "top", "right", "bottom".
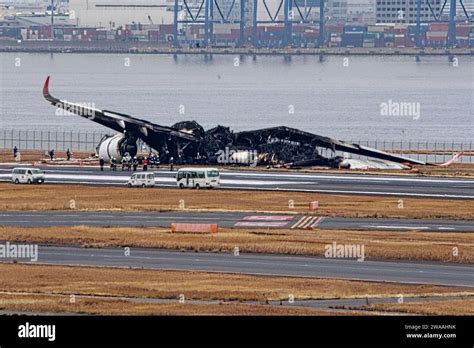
{"left": 234, "top": 221, "right": 288, "bottom": 227}
{"left": 363, "top": 225, "right": 430, "bottom": 230}
{"left": 291, "top": 216, "right": 323, "bottom": 229}
{"left": 225, "top": 186, "right": 474, "bottom": 199}
{"left": 243, "top": 215, "right": 294, "bottom": 221}
{"left": 225, "top": 171, "right": 474, "bottom": 184}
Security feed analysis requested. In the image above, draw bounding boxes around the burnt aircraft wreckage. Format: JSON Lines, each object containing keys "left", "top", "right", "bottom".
{"left": 43, "top": 76, "right": 428, "bottom": 168}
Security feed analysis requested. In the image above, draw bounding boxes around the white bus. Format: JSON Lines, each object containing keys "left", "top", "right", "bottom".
{"left": 176, "top": 168, "right": 220, "bottom": 189}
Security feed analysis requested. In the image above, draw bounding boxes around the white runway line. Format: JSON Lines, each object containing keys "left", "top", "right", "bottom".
{"left": 223, "top": 171, "right": 474, "bottom": 184}
{"left": 363, "top": 225, "right": 430, "bottom": 230}
{"left": 234, "top": 221, "right": 289, "bottom": 227}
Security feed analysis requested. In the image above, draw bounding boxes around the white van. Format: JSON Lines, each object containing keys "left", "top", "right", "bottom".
{"left": 127, "top": 172, "right": 155, "bottom": 188}
{"left": 176, "top": 168, "right": 220, "bottom": 189}
{"left": 12, "top": 168, "right": 45, "bottom": 184}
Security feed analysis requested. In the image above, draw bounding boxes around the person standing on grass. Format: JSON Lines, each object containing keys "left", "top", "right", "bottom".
{"left": 49, "top": 149, "right": 55, "bottom": 161}
{"left": 13, "top": 146, "right": 18, "bottom": 159}
{"left": 66, "top": 149, "right": 72, "bottom": 161}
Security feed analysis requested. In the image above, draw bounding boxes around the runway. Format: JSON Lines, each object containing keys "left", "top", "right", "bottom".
{"left": 1, "top": 164, "right": 474, "bottom": 199}
{"left": 0, "top": 211, "right": 472, "bottom": 232}
{"left": 5, "top": 245, "right": 473, "bottom": 287}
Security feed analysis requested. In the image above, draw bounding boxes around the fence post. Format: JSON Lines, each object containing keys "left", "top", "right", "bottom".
{"left": 443, "top": 142, "right": 446, "bottom": 163}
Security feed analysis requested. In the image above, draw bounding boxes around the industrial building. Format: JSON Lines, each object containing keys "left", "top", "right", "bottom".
{"left": 376, "top": 0, "right": 442, "bottom": 24}
{"left": 68, "top": 0, "right": 174, "bottom": 27}
{"left": 327, "top": 0, "right": 348, "bottom": 22}
{"left": 347, "top": 0, "right": 376, "bottom": 24}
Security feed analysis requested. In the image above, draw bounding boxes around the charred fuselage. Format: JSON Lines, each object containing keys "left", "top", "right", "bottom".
{"left": 43, "top": 76, "right": 427, "bottom": 167}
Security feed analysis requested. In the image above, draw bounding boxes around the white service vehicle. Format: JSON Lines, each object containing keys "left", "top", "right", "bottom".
{"left": 12, "top": 168, "right": 45, "bottom": 184}
{"left": 127, "top": 172, "right": 155, "bottom": 188}
{"left": 176, "top": 168, "right": 220, "bottom": 189}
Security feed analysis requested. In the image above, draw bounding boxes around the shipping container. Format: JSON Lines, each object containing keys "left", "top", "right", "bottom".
{"left": 367, "top": 25, "right": 386, "bottom": 33}
{"left": 456, "top": 26, "right": 470, "bottom": 38}
{"left": 326, "top": 24, "right": 344, "bottom": 33}
{"left": 0, "top": 27, "right": 21, "bottom": 40}
{"left": 362, "top": 39, "right": 375, "bottom": 47}
{"left": 429, "top": 23, "right": 449, "bottom": 31}
{"left": 266, "top": 26, "right": 285, "bottom": 33}
{"left": 344, "top": 25, "right": 367, "bottom": 33}
{"left": 427, "top": 31, "right": 447, "bottom": 39}
{"left": 159, "top": 24, "right": 174, "bottom": 35}
{"left": 341, "top": 32, "right": 364, "bottom": 47}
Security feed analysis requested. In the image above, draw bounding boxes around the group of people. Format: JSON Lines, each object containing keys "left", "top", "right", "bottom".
{"left": 44, "top": 149, "right": 73, "bottom": 161}
{"left": 98, "top": 155, "right": 147, "bottom": 172}
{"left": 12, "top": 146, "right": 73, "bottom": 161}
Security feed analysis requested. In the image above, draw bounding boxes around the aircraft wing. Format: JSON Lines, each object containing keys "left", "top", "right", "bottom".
{"left": 42, "top": 76, "right": 199, "bottom": 143}
{"left": 235, "top": 126, "right": 427, "bottom": 165}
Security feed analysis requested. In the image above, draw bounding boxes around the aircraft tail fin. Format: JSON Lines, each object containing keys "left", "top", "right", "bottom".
{"left": 439, "top": 152, "right": 464, "bottom": 166}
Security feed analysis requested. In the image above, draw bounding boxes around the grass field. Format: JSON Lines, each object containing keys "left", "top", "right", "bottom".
{"left": 1, "top": 226, "right": 472, "bottom": 263}
{"left": 0, "top": 263, "right": 471, "bottom": 315}
{"left": 1, "top": 183, "right": 473, "bottom": 220}
{"left": 0, "top": 150, "right": 93, "bottom": 163}
{"left": 0, "top": 293, "right": 328, "bottom": 315}
{"left": 361, "top": 298, "right": 474, "bottom": 315}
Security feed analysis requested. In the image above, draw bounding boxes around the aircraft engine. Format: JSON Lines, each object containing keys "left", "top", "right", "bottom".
{"left": 97, "top": 134, "right": 138, "bottom": 161}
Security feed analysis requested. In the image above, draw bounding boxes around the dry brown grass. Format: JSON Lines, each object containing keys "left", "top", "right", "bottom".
{"left": 362, "top": 298, "right": 474, "bottom": 315}
{"left": 1, "top": 226, "right": 473, "bottom": 263}
{"left": 1, "top": 183, "right": 473, "bottom": 220}
{"left": 412, "top": 163, "right": 474, "bottom": 177}
{"left": 0, "top": 293, "right": 328, "bottom": 315}
{"left": 0, "top": 263, "right": 471, "bottom": 304}
{"left": 0, "top": 150, "right": 92, "bottom": 163}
